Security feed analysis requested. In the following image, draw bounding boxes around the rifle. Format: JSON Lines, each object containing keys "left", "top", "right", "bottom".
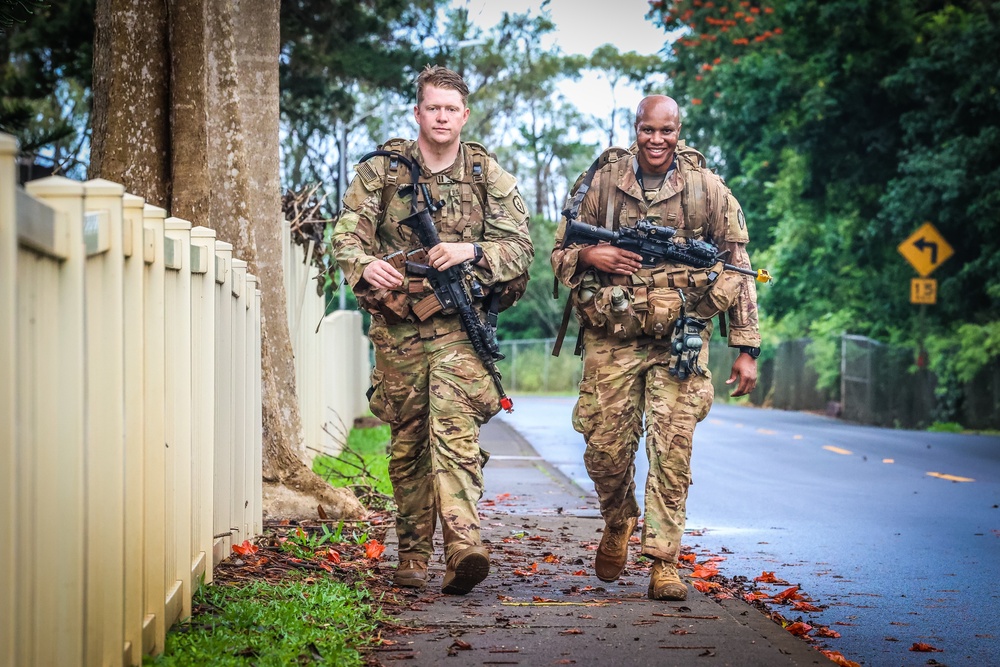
{"left": 360, "top": 149, "right": 514, "bottom": 412}
{"left": 562, "top": 219, "right": 773, "bottom": 283}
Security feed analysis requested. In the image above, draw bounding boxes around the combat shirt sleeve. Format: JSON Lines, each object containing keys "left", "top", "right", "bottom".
{"left": 550, "top": 168, "right": 605, "bottom": 288}
{"left": 478, "top": 158, "right": 534, "bottom": 284}
{"left": 705, "top": 174, "right": 761, "bottom": 348}
{"left": 331, "top": 158, "right": 386, "bottom": 290}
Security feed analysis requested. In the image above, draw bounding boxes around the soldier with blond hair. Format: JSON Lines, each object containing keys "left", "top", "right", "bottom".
{"left": 333, "top": 66, "right": 533, "bottom": 594}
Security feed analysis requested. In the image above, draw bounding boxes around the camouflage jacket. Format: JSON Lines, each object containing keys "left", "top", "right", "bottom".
{"left": 333, "top": 140, "right": 534, "bottom": 332}
{"left": 551, "top": 148, "right": 760, "bottom": 347}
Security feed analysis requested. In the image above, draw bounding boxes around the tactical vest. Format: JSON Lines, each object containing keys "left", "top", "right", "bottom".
{"left": 357, "top": 139, "right": 528, "bottom": 326}
{"left": 553, "top": 142, "right": 735, "bottom": 354}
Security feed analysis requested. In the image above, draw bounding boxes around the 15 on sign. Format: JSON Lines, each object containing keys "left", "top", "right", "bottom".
{"left": 911, "top": 278, "right": 937, "bottom": 305}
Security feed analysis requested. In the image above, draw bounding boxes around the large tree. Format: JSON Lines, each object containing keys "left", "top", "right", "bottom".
{"left": 89, "top": 0, "right": 362, "bottom": 518}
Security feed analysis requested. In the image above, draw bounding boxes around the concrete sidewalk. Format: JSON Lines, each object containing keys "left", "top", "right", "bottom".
{"left": 376, "top": 418, "right": 826, "bottom": 667}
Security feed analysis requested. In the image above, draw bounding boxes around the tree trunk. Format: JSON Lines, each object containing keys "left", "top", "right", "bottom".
{"left": 89, "top": 0, "right": 363, "bottom": 521}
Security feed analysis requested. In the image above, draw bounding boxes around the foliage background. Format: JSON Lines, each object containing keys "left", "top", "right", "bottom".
{"left": 3, "top": 0, "right": 997, "bottom": 421}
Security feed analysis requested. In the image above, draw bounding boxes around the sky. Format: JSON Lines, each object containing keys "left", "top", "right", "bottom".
{"left": 453, "top": 0, "right": 671, "bottom": 144}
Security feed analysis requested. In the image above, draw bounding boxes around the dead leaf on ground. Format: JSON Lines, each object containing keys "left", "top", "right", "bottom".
{"left": 784, "top": 621, "right": 812, "bottom": 637}
{"left": 559, "top": 628, "right": 584, "bottom": 635}
{"left": 910, "top": 642, "right": 943, "bottom": 652}
{"left": 820, "top": 650, "right": 861, "bottom": 667}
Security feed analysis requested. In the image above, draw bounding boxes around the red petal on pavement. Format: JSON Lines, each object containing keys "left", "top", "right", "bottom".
{"left": 820, "top": 650, "right": 861, "bottom": 667}
{"left": 909, "top": 642, "right": 943, "bottom": 652}
{"left": 785, "top": 621, "right": 812, "bottom": 637}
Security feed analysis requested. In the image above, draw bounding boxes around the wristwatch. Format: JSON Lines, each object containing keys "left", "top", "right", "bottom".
{"left": 472, "top": 243, "right": 484, "bottom": 263}
{"left": 737, "top": 345, "right": 761, "bottom": 359}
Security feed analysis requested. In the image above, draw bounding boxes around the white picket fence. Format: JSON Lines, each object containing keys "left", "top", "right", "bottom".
{"left": 282, "top": 222, "right": 370, "bottom": 464}
{"left": 0, "top": 133, "right": 263, "bottom": 665}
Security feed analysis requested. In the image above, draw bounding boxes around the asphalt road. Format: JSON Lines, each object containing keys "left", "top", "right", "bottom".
{"left": 497, "top": 397, "right": 1000, "bottom": 667}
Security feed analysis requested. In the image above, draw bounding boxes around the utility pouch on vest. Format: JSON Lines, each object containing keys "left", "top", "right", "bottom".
{"left": 594, "top": 285, "right": 643, "bottom": 340}
{"left": 357, "top": 287, "right": 411, "bottom": 325}
{"left": 571, "top": 272, "right": 607, "bottom": 330}
{"left": 640, "top": 286, "right": 683, "bottom": 338}
{"left": 691, "top": 263, "right": 741, "bottom": 320}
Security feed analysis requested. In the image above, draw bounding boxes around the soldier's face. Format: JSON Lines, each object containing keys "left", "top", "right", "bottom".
{"left": 414, "top": 85, "right": 470, "bottom": 149}
{"left": 635, "top": 102, "right": 681, "bottom": 174}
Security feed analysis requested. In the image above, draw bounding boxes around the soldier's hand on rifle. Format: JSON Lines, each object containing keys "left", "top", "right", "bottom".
{"left": 362, "top": 259, "right": 404, "bottom": 289}
{"left": 726, "top": 354, "right": 758, "bottom": 397}
{"left": 578, "top": 245, "right": 644, "bottom": 275}
{"left": 429, "top": 242, "right": 480, "bottom": 271}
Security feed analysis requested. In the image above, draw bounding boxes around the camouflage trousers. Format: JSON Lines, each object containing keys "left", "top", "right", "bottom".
{"left": 573, "top": 326, "right": 714, "bottom": 563}
{"left": 367, "top": 322, "right": 500, "bottom": 564}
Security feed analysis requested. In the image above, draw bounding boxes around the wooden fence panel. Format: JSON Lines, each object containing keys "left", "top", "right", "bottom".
{"left": 191, "top": 226, "right": 218, "bottom": 585}
{"left": 121, "top": 192, "right": 147, "bottom": 665}
{"left": 3, "top": 134, "right": 267, "bottom": 663}
{"left": 246, "top": 274, "right": 263, "bottom": 537}
{"left": 231, "top": 259, "right": 248, "bottom": 542}
{"left": 22, "top": 176, "right": 88, "bottom": 666}
{"left": 213, "top": 242, "right": 235, "bottom": 562}
{"left": 142, "top": 203, "right": 168, "bottom": 656}
{"left": 83, "top": 179, "right": 127, "bottom": 666}
{"left": 0, "top": 134, "right": 16, "bottom": 667}
{"left": 163, "top": 217, "right": 194, "bottom": 625}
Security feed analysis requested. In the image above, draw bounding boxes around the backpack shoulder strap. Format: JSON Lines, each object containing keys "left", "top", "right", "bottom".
{"left": 376, "top": 138, "right": 412, "bottom": 219}
{"left": 676, "top": 140, "right": 710, "bottom": 235}
{"left": 562, "top": 145, "right": 632, "bottom": 226}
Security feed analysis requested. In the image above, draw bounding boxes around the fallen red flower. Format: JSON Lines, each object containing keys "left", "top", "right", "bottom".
{"left": 792, "top": 601, "right": 822, "bottom": 612}
{"left": 909, "top": 642, "right": 943, "bottom": 652}
{"left": 785, "top": 621, "right": 812, "bottom": 637}
{"left": 819, "top": 650, "right": 861, "bottom": 667}
{"left": 772, "top": 585, "right": 803, "bottom": 602}
{"left": 690, "top": 564, "right": 719, "bottom": 579}
{"left": 232, "top": 540, "right": 258, "bottom": 556}
{"left": 326, "top": 549, "right": 341, "bottom": 564}
{"left": 814, "top": 626, "right": 841, "bottom": 639}
{"left": 364, "top": 539, "right": 385, "bottom": 560}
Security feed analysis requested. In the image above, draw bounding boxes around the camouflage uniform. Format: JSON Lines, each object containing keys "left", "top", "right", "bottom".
{"left": 551, "top": 145, "right": 760, "bottom": 564}
{"left": 333, "top": 139, "right": 533, "bottom": 564}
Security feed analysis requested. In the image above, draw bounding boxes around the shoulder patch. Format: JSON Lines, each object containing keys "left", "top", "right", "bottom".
{"left": 724, "top": 193, "right": 750, "bottom": 243}
{"left": 356, "top": 160, "right": 384, "bottom": 192}
{"left": 486, "top": 164, "right": 518, "bottom": 198}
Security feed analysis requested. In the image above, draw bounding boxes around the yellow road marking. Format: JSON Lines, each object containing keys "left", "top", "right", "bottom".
{"left": 757, "top": 428, "right": 777, "bottom": 435}
{"left": 823, "top": 445, "right": 853, "bottom": 456}
{"left": 793, "top": 435, "right": 803, "bottom": 440}
{"left": 927, "top": 472, "right": 975, "bottom": 483}
{"left": 883, "top": 458, "right": 895, "bottom": 464}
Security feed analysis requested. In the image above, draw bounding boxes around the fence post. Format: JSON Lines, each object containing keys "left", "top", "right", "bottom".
{"left": 83, "top": 178, "right": 127, "bottom": 666}
{"left": 213, "top": 241, "right": 235, "bottom": 563}
{"left": 245, "top": 271, "right": 260, "bottom": 539}
{"left": 191, "top": 226, "right": 217, "bottom": 586}
{"left": 121, "top": 192, "right": 146, "bottom": 665}
{"left": 141, "top": 203, "right": 168, "bottom": 656}
{"left": 23, "top": 176, "right": 88, "bottom": 665}
{"left": 163, "top": 217, "right": 194, "bottom": 623}
{"left": 231, "top": 258, "right": 249, "bottom": 545}
{"left": 0, "top": 133, "right": 16, "bottom": 667}
{"left": 253, "top": 278, "right": 264, "bottom": 537}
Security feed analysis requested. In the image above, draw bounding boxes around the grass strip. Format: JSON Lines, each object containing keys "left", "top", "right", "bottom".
{"left": 147, "top": 576, "right": 383, "bottom": 666}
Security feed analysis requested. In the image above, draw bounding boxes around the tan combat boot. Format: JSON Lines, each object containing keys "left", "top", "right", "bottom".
{"left": 441, "top": 546, "right": 490, "bottom": 595}
{"left": 594, "top": 516, "right": 638, "bottom": 582}
{"left": 393, "top": 559, "right": 429, "bottom": 589}
{"left": 648, "top": 559, "right": 688, "bottom": 601}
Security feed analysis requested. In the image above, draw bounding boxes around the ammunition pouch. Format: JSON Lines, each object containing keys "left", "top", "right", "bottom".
{"left": 571, "top": 262, "right": 735, "bottom": 341}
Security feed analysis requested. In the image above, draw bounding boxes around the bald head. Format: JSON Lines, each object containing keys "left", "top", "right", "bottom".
{"left": 634, "top": 95, "right": 682, "bottom": 175}
{"left": 635, "top": 95, "right": 681, "bottom": 127}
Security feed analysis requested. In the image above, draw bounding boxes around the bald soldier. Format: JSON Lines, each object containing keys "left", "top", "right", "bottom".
{"left": 551, "top": 95, "right": 761, "bottom": 600}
